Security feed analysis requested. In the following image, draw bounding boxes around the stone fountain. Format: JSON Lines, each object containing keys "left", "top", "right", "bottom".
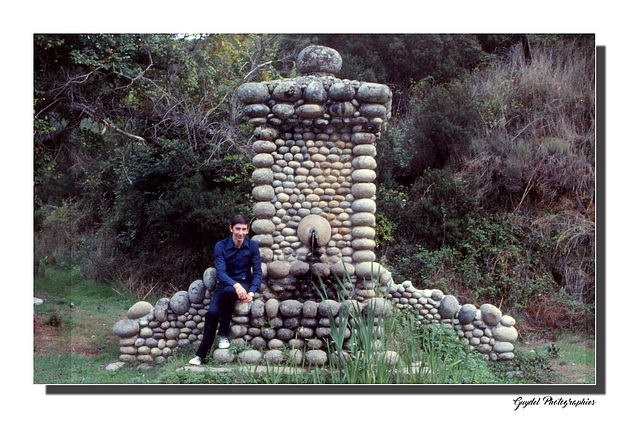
{"left": 237, "top": 45, "right": 392, "bottom": 303}
{"left": 111, "top": 45, "right": 519, "bottom": 367}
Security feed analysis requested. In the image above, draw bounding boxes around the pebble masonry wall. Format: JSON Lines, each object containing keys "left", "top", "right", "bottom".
{"left": 111, "top": 46, "right": 518, "bottom": 368}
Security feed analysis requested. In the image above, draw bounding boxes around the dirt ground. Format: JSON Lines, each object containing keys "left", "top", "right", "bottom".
{"left": 520, "top": 331, "right": 596, "bottom": 384}
{"left": 551, "top": 361, "right": 594, "bottom": 384}
{"left": 33, "top": 313, "right": 101, "bottom": 357}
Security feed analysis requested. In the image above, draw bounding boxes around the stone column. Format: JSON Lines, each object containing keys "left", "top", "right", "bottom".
{"left": 237, "top": 45, "right": 392, "bottom": 302}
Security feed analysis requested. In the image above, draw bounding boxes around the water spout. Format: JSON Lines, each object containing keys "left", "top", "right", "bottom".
{"left": 309, "top": 228, "right": 317, "bottom": 287}
{"left": 309, "top": 227, "right": 320, "bottom": 263}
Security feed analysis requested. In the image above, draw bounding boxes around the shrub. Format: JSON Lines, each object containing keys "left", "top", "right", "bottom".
{"left": 105, "top": 139, "right": 254, "bottom": 286}
{"left": 384, "top": 209, "right": 560, "bottom": 311}
{"left": 464, "top": 36, "right": 595, "bottom": 211}
{"left": 405, "top": 78, "right": 480, "bottom": 172}
{"left": 378, "top": 168, "right": 478, "bottom": 251}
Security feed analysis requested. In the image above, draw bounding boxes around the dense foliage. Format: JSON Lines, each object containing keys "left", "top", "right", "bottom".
{"left": 34, "top": 34, "right": 596, "bottom": 332}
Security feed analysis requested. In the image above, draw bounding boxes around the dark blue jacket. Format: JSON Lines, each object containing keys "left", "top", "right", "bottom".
{"left": 214, "top": 236, "right": 263, "bottom": 293}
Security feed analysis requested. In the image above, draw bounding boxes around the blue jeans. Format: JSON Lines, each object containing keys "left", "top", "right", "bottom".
{"left": 195, "top": 283, "right": 246, "bottom": 359}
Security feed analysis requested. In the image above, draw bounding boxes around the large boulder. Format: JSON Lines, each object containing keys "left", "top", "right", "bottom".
{"left": 127, "top": 301, "right": 152, "bottom": 320}
{"left": 169, "top": 291, "right": 190, "bottom": 315}
{"left": 480, "top": 304, "right": 502, "bottom": 326}
{"left": 113, "top": 319, "right": 140, "bottom": 338}
{"left": 439, "top": 295, "right": 460, "bottom": 319}
{"left": 203, "top": 268, "right": 217, "bottom": 289}
{"left": 458, "top": 304, "right": 478, "bottom": 325}
{"left": 188, "top": 280, "right": 206, "bottom": 304}
{"left": 154, "top": 298, "right": 170, "bottom": 322}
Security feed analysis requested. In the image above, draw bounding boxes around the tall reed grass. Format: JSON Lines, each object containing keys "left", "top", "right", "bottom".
{"left": 247, "top": 272, "right": 497, "bottom": 384}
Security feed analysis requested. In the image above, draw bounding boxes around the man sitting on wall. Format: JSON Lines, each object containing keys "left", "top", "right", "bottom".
{"left": 189, "top": 214, "right": 262, "bottom": 365}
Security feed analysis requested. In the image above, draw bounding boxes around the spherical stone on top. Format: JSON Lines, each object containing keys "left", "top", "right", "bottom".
{"left": 297, "top": 45, "right": 342, "bottom": 76}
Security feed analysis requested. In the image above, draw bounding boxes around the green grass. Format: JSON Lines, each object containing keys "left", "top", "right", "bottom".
{"left": 552, "top": 331, "right": 596, "bottom": 366}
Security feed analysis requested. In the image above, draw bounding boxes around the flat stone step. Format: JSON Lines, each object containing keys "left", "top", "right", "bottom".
{"left": 178, "top": 361, "right": 430, "bottom": 377}
{"left": 178, "top": 364, "right": 306, "bottom": 375}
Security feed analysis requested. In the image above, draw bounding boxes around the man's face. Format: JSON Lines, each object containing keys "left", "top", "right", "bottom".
{"left": 230, "top": 223, "right": 249, "bottom": 247}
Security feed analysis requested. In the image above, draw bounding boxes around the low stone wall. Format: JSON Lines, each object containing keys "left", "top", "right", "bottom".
{"left": 112, "top": 266, "right": 518, "bottom": 368}
{"left": 385, "top": 281, "right": 518, "bottom": 360}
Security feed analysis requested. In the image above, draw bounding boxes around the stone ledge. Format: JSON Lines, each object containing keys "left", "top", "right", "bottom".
{"left": 178, "top": 361, "right": 432, "bottom": 377}
{"left": 178, "top": 364, "right": 305, "bottom": 375}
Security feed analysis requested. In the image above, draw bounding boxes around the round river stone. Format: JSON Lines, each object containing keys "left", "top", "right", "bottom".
{"left": 480, "top": 304, "right": 502, "bottom": 326}
{"left": 188, "top": 280, "right": 205, "bottom": 304}
{"left": 169, "top": 291, "right": 190, "bottom": 314}
{"left": 113, "top": 319, "right": 140, "bottom": 338}
{"left": 297, "top": 45, "right": 342, "bottom": 75}
{"left": 127, "top": 301, "right": 152, "bottom": 319}
{"left": 236, "top": 82, "right": 270, "bottom": 104}
{"left": 439, "top": 295, "right": 460, "bottom": 319}
{"left": 458, "top": 304, "right": 478, "bottom": 325}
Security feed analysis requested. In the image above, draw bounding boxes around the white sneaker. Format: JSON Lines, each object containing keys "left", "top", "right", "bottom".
{"left": 188, "top": 356, "right": 202, "bottom": 365}
{"left": 218, "top": 337, "right": 230, "bottom": 349}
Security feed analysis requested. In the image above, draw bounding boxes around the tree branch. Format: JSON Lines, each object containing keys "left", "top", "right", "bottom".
{"left": 70, "top": 102, "right": 147, "bottom": 145}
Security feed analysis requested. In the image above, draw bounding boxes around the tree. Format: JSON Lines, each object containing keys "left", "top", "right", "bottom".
{"left": 33, "top": 33, "right": 302, "bottom": 284}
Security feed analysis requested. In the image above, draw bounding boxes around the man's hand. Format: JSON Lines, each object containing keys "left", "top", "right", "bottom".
{"left": 234, "top": 283, "right": 253, "bottom": 303}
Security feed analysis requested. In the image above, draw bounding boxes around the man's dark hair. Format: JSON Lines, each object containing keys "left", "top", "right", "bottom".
{"left": 230, "top": 214, "right": 251, "bottom": 227}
